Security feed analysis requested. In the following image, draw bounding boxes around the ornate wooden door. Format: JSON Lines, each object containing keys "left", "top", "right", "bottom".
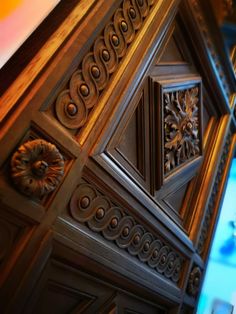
{"left": 0, "top": 0, "right": 235, "bottom": 313}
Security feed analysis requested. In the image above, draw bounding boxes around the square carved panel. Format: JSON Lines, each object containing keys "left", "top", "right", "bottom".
{"left": 152, "top": 77, "right": 203, "bottom": 189}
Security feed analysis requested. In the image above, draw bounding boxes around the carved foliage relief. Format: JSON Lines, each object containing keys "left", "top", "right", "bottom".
{"left": 55, "top": 0, "right": 154, "bottom": 130}
{"left": 70, "top": 182, "right": 184, "bottom": 283}
{"left": 163, "top": 84, "right": 202, "bottom": 175}
{"left": 11, "top": 139, "right": 64, "bottom": 198}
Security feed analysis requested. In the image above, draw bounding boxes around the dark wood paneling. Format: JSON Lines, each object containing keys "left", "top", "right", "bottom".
{"left": 105, "top": 79, "right": 150, "bottom": 192}
{"left": 0, "top": 206, "right": 34, "bottom": 288}
{"left": 0, "top": 0, "right": 236, "bottom": 313}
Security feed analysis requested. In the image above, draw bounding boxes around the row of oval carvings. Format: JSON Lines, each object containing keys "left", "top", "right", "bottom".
{"left": 70, "top": 183, "right": 184, "bottom": 283}
{"left": 55, "top": 0, "right": 154, "bottom": 130}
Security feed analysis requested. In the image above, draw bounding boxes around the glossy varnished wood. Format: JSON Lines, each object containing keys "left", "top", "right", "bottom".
{"left": 0, "top": 0, "right": 236, "bottom": 313}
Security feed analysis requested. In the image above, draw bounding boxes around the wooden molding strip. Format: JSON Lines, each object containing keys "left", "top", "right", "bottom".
{"left": 197, "top": 130, "right": 235, "bottom": 258}
{"left": 188, "top": 115, "right": 230, "bottom": 240}
{"left": 0, "top": 0, "right": 97, "bottom": 124}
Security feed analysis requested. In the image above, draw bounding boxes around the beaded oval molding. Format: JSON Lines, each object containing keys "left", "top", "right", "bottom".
{"left": 55, "top": 0, "right": 154, "bottom": 130}
{"left": 70, "top": 182, "right": 184, "bottom": 283}
{"left": 11, "top": 139, "right": 64, "bottom": 198}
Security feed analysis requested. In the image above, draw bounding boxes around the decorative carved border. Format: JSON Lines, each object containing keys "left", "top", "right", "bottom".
{"left": 154, "top": 78, "right": 203, "bottom": 188}
{"left": 197, "top": 132, "right": 232, "bottom": 255}
{"left": 69, "top": 182, "right": 184, "bottom": 283}
{"left": 55, "top": 0, "right": 154, "bottom": 131}
{"left": 191, "top": 0, "right": 231, "bottom": 100}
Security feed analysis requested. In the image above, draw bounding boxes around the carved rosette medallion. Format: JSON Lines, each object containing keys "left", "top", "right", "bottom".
{"left": 11, "top": 139, "right": 64, "bottom": 198}
{"left": 187, "top": 266, "right": 202, "bottom": 297}
{"left": 70, "top": 183, "right": 184, "bottom": 283}
{"left": 55, "top": 0, "right": 154, "bottom": 130}
{"left": 164, "top": 86, "right": 201, "bottom": 174}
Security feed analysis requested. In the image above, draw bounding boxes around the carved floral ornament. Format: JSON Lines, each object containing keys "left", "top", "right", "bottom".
{"left": 70, "top": 183, "right": 184, "bottom": 283}
{"left": 164, "top": 86, "right": 201, "bottom": 174}
{"left": 55, "top": 0, "right": 154, "bottom": 130}
{"left": 11, "top": 139, "right": 64, "bottom": 198}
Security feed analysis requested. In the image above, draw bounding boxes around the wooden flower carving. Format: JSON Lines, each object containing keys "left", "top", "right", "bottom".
{"left": 164, "top": 87, "right": 200, "bottom": 173}
{"left": 11, "top": 139, "right": 64, "bottom": 198}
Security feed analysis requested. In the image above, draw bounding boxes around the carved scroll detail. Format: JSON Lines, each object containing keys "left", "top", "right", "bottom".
{"left": 197, "top": 133, "right": 232, "bottom": 255}
{"left": 164, "top": 87, "right": 200, "bottom": 173}
{"left": 187, "top": 266, "right": 201, "bottom": 297}
{"left": 70, "top": 183, "right": 184, "bottom": 283}
{"left": 11, "top": 139, "right": 64, "bottom": 198}
{"left": 55, "top": 0, "right": 154, "bottom": 130}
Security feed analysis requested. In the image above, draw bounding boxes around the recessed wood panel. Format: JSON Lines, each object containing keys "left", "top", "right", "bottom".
{"left": 117, "top": 108, "right": 139, "bottom": 171}
{"left": 163, "top": 182, "right": 189, "bottom": 214}
{"left": 0, "top": 206, "right": 33, "bottom": 287}
{"left": 31, "top": 280, "right": 95, "bottom": 314}
{"left": 115, "top": 93, "right": 145, "bottom": 177}
{"left": 159, "top": 36, "right": 186, "bottom": 64}
{"left": 0, "top": 0, "right": 235, "bottom": 313}
{"left": 23, "top": 259, "right": 115, "bottom": 314}
{"left": 104, "top": 80, "right": 150, "bottom": 193}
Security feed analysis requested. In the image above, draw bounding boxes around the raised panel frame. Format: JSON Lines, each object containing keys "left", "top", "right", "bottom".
{"left": 151, "top": 76, "right": 203, "bottom": 190}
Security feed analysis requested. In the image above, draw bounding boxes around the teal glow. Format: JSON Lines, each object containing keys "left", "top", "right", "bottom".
{"left": 197, "top": 158, "right": 236, "bottom": 313}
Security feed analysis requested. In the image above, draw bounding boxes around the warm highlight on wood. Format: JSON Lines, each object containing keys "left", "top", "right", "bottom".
{"left": 0, "top": 0, "right": 235, "bottom": 313}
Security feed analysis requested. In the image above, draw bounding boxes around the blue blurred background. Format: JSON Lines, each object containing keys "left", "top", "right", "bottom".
{"left": 197, "top": 158, "right": 236, "bottom": 314}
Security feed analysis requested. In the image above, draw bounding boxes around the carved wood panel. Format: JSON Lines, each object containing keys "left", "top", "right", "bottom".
{"left": 54, "top": 0, "right": 155, "bottom": 133}
{"left": 0, "top": 0, "right": 236, "bottom": 313}
{"left": 153, "top": 77, "right": 203, "bottom": 188}
{"left": 105, "top": 79, "right": 150, "bottom": 192}
{"left": 35, "top": 248, "right": 169, "bottom": 314}
{"left": 69, "top": 181, "right": 184, "bottom": 284}
{"left": 0, "top": 206, "right": 34, "bottom": 289}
